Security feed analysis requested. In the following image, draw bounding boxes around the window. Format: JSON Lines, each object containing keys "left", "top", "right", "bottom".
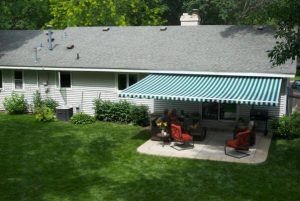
{"left": 118, "top": 74, "right": 127, "bottom": 90}
{"left": 58, "top": 72, "right": 71, "bottom": 88}
{"left": 220, "top": 103, "right": 237, "bottom": 120}
{"left": 129, "top": 74, "right": 138, "bottom": 86}
{"left": 118, "top": 73, "right": 138, "bottom": 90}
{"left": 0, "top": 71, "right": 2, "bottom": 89}
{"left": 14, "top": 71, "right": 23, "bottom": 90}
{"left": 202, "top": 102, "right": 218, "bottom": 120}
{"left": 202, "top": 103, "right": 237, "bottom": 120}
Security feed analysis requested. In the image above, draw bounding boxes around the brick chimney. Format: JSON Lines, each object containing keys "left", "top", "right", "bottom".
{"left": 180, "top": 9, "right": 201, "bottom": 26}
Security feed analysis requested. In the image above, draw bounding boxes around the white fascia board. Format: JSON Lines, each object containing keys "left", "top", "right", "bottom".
{"left": 0, "top": 65, "right": 295, "bottom": 78}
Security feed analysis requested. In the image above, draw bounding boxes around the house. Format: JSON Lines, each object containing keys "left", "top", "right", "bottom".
{"left": 0, "top": 12, "right": 297, "bottom": 126}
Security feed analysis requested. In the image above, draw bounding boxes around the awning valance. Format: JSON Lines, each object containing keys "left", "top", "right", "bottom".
{"left": 119, "top": 74, "right": 282, "bottom": 106}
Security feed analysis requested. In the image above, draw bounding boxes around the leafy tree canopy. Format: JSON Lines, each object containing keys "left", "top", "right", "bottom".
{"left": 182, "top": 0, "right": 272, "bottom": 25}
{"left": 48, "top": 0, "right": 167, "bottom": 28}
{"left": 0, "top": 0, "right": 50, "bottom": 29}
{"left": 266, "top": 0, "right": 300, "bottom": 66}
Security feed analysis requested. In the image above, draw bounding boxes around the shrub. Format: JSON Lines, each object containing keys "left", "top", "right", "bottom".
{"left": 3, "top": 92, "right": 28, "bottom": 114}
{"left": 271, "top": 116, "right": 292, "bottom": 138}
{"left": 94, "top": 99, "right": 114, "bottom": 122}
{"left": 70, "top": 113, "right": 96, "bottom": 125}
{"left": 35, "top": 106, "right": 56, "bottom": 122}
{"left": 271, "top": 109, "right": 300, "bottom": 139}
{"left": 113, "top": 101, "right": 132, "bottom": 123}
{"left": 130, "top": 104, "right": 149, "bottom": 126}
{"left": 94, "top": 99, "right": 149, "bottom": 126}
{"left": 290, "top": 109, "right": 300, "bottom": 138}
{"left": 32, "top": 91, "right": 59, "bottom": 113}
{"left": 43, "top": 98, "right": 59, "bottom": 112}
{"left": 32, "top": 90, "right": 43, "bottom": 113}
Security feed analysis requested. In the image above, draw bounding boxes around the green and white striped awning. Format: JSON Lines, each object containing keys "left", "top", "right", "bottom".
{"left": 119, "top": 74, "right": 282, "bottom": 106}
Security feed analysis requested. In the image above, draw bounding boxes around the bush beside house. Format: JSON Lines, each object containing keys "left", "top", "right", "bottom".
{"left": 271, "top": 108, "right": 300, "bottom": 138}
{"left": 32, "top": 91, "right": 58, "bottom": 122}
{"left": 3, "top": 92, "right": 28, "bottom": 114}
{"left": 70, "top": 113, "right": 96, "bottom": 125}
{"left": 35, "top": 106, "right": 56, "bottom": 122}
{"left": 94, "top": 99, "right": 149, "bottom": 126}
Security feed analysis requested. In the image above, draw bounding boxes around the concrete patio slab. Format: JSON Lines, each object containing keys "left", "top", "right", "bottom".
{"left": 137, "top": 130, "right": 272, "bottom": 164}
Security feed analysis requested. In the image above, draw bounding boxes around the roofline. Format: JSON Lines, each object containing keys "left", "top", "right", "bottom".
{"left": 0, "top": 65, "right": 294, "bottom": 78}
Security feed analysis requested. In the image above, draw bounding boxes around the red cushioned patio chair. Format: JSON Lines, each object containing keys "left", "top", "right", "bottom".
{"left": 170, "top": 124, "right": 194, "bottom": 150}
{"left": 224, "top": 130, "right": 251, "bottom": 158}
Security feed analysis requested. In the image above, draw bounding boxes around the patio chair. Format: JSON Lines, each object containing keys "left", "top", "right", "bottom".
{"left": 170, "top": 123, "right": 194, "bottom": 150}
{"left": 224, "top": 130, "right": 250, "bottom": 158}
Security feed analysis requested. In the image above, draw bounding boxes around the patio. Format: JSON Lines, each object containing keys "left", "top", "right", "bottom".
{"left": 138, "top": 129, "right": 272, "bottom": 164}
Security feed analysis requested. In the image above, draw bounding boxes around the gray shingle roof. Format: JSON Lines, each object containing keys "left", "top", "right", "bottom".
{"left": 0, "top": 26, "right": 296, "bottom": 75}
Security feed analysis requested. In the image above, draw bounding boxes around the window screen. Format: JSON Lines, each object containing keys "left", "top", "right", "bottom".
{"left": 118, "top": 74, "right": 127, "bottom": 90}
{"left": 129, "top": 74, "right": 138, "bottom": 86}
{"left": 202, "top": 102, "right": 218, "bottom": 120}
{"left": 220, "top": 103, "right": 237, "bottom": 120}
{"left": 14, "top": 71, "right": 23, "bottom": 89}
{"left": 60, "top": 72, "right": 71, "bottom": 88}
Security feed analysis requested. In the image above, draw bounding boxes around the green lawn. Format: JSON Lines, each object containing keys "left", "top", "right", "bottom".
{"left": 0, "top": 114, "right": 300, "bottom": 201}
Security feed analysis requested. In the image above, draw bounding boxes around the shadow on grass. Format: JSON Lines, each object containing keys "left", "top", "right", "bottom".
{"left": 131, "top": 129, "right": 151, "bottom": 141}
{"left": 1, "top": 115, "right": 300, "bottom": 201}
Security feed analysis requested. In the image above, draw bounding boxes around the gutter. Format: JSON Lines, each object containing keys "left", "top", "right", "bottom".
{"left": 0, "top": 65, "right": 294, "bottom": 78}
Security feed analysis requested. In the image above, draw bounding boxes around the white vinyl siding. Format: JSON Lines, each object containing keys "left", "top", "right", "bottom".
{"left": 0, "top": 70, "right": 37, "bottom": 110}
{"left": 0, "top": 70, "right": 288, "bottom": 119}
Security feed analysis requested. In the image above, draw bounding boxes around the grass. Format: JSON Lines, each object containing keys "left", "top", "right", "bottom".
{"left": 0, "top": 114, "right": 300, "bottom": 201}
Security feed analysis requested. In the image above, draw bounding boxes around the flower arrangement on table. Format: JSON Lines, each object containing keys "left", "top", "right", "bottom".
{"left": 156, "top": 121, "right": 168, "bottom": 136}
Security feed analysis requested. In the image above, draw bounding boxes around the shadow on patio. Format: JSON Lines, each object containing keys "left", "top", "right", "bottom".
{"left": 138, "top": 129, "right": 272, "bottom": 164}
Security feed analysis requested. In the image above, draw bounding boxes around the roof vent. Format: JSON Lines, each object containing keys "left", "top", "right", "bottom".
{"left": 160, "top": 26, "right": 167, "bottom": 31}
{"left": 76, "top": 53, "right": 80, "bottom": 60}
{"left": 63, "top": 31, "right": 68, "bottom": 38}
{"left": 45, "top": 32, "right": 53, "bottom": 36}
{"left": 47, "top": 38, "right": 55, "bottom": 42}
{"left": 47, "top": 25, "right": 54, "bottom": 50}
{"left": 67, "top": 45, "right": 74, "bottom": 49}
{"left": 102, "top": 27, "right": 110, "bottom": 31}
{"left": 33, "top": 47, "right": 38, "bottom": 63}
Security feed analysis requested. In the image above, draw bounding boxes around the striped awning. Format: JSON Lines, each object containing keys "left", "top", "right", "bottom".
{"left": 119, "top": 74, "right": 282, "bottom": 106}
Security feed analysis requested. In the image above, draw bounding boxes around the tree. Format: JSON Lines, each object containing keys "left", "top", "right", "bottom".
{"left": 0, "top": 0, "right": 50, "bottom": 29}
{"left": 162, "top": 0, "right": 184, "bottom": 25}
{"left": 266, "top": 0, "right": 300, "bottom": 66}
{"left": 182, "top": 0, "right": 271, "bottom": 25}
{"left": 48, "top": 0, "right": 167, "bottom": 28}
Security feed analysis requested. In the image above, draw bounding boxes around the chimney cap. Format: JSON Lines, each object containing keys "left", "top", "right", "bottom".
{"left": 191, "top": 9, "right": 199, "bottom": 14}
{"left": 180, "top": 12, "right": 201, "bottom": 26}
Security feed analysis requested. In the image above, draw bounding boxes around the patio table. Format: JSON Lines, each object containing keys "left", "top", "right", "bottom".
{"left": 156, "top": 132, "right": 170, "bottom": 147}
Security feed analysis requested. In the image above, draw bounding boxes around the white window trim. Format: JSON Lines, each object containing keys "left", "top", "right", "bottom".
{"left": 36, "top": 71, "right": 39, "bottom": 89}
{"left": 56, "top": 71, "right": 72, "bottom": 90}
{"left": 116, "top": 73, "right": 139, "bottom": 92}
{"left": 12, "top": 70, "right": 25, "bottom": 91}
{"left": 0, "top": 70, "right": 3, "bottom": 90}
